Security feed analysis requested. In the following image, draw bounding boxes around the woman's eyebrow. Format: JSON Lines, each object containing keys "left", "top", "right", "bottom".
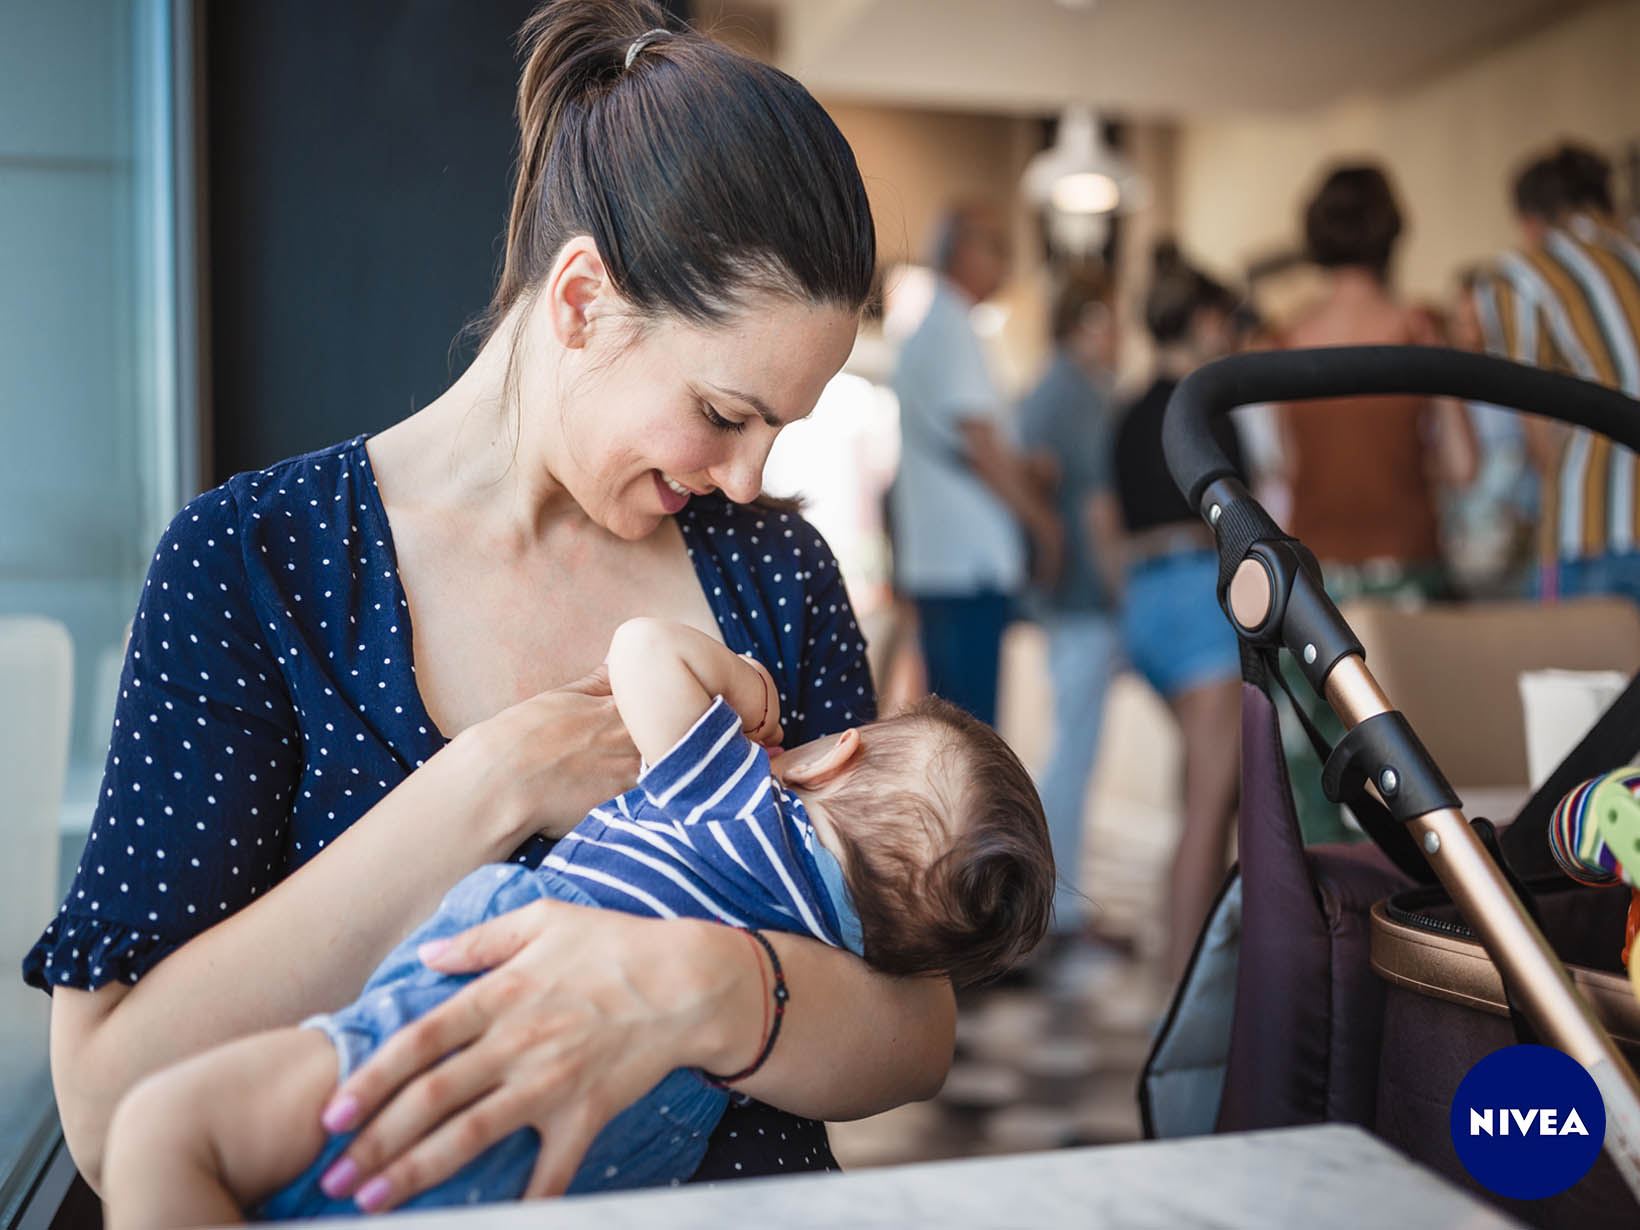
{"left": 705, "top": 383, "right": 794, "bottom": 427}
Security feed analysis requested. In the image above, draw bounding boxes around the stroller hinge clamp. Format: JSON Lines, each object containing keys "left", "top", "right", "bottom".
{"left": 1322, "top": 710, "right": 1461, "bottom": 823}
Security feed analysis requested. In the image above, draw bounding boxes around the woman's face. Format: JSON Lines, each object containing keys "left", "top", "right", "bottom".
{"left": 544, "top": 291, "right": 858, "bottom": 540}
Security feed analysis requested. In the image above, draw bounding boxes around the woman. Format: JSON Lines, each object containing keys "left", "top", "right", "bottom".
{"left": 1274, "top": 164, "right": 1476, "bottom": 841}
{"left": 1097, "top": 242, "right": 1244, "bottom": 982}
{"left": 1278, "top": 164, "right": 1476, "bottom": 602}
{"left": 27, "top": 1, "right": 953, "bottom": 1211}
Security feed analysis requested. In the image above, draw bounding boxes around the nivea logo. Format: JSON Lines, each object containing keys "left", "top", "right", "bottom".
{"left": 1467, "top": 1107, "right": 1590, "bottom": 1136}
{"left": 1450, "top": 1045, "right": 1605, "bottom": 1200}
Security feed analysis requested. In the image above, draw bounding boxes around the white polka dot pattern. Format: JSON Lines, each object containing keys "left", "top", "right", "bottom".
{"left": 23, "top": 438, "right": 869, "bottom": 1181}
{"left": 25, "top": 443, "right": 873, "bottom": 973}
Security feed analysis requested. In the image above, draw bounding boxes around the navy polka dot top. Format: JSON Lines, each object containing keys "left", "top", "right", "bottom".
{"left": 24, "top": 435, "right": 876, "bottom": 995}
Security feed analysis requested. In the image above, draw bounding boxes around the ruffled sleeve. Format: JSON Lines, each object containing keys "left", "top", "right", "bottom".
{"left": 23, "top": 482, "right": 301, "bottom": 992}
{"left": 23, "top": 913, "right": 178, "bottom": 992}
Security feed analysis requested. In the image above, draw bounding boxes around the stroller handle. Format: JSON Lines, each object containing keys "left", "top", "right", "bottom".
{"left": 1164, "top": 344, "right": 1640, "bottom": 512}
{"left": 1160, "top": 343, "right": 1640, "bottom": 1199}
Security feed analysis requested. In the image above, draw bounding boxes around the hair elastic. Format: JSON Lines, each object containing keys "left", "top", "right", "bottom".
{"left": 624, "top": 27, "right": 671, "bottom": 70}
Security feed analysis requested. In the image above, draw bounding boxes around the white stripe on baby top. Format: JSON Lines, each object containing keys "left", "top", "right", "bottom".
{"left": 541, "top": 697, "right": 859, "bottom": 953}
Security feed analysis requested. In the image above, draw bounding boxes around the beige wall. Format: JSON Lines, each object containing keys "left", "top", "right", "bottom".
{"left": 822, "top": 100, "right": 1052, "bottom": 391}
{"left": 1173, "top": 0, "right": 1640, "bottom": 308}
{"left": 704, "top": 0, "right": 1062, "bottom": 390}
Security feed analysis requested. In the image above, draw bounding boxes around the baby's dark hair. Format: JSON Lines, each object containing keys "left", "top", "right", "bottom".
{"left": 820, "top": 697, "right": 1054, "bottom": 987}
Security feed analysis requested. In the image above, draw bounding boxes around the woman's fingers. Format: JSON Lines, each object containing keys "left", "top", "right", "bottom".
{"left": 523, "top": 1102, "right": 605, "bottom": 1200}
{"left": 418, "top": 900, "right": 555, "bottom": 975}
{"left": 347, "top": 1086, "right": 533, "bottom": 1213}
{"left": 320, "top": 1036, "right": 502, "bottom": 1200}
{"left": 556, "top": 662, "right": 612, "bottom": 697}
{"left": 322, "top": 979, "right": 492, "bottom": 1135}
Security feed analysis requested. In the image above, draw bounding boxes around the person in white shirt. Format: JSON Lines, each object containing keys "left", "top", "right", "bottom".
{"left": 890, "top": 202, "right": 1062, "bottom": 726}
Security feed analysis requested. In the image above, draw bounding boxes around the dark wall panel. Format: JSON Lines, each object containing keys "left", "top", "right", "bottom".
{"left": 205, "top": 0, "right": 539, "bottom": 480}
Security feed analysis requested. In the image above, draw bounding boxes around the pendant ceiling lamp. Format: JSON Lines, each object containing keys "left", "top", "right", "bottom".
{"left": 1023, "top": 105, "right": 1139, "bottom": 217}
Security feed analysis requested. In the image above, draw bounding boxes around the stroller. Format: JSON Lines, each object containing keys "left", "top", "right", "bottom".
{"left": 1139, "top": 346, "right": 1640, "bottom": 1227}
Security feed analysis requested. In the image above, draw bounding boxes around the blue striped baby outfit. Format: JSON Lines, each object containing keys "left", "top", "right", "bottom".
{"left": 547, "top": 696, "right": 860, "bottom": 948}
{"left": 259, "top": 695, "right": 862, "bottom": 1218}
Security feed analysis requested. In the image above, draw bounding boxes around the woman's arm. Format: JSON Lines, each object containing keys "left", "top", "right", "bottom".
{"left": 713, "top": 927, "right": 955, "bottom": 1116}
{"left": 50, "top": 668, "right": 633, "bottom": 1191}
{"left": 312, "top": 903, "right": 952, "bottom": 1210}
{"left": 1428, "top": 397, "right": 1480, "bottom": 489}
{"left": 1085, "top": 490, "right": 1127, "bottom": 604}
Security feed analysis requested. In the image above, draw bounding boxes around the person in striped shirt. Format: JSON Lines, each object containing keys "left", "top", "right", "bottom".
{"left": 1472, "top": 143, "right": 1640, "bottom": 601}
{"left": 103, "top": 617, "right": 1053, "bottom": 1227}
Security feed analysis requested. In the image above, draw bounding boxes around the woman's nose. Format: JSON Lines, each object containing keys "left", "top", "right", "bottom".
{"left": 711, "top": 440, "right": 773, "bottom": 504}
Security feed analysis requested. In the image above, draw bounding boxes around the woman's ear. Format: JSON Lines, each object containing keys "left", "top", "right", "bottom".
{"left": 543, "top": 235, "right": 612, "bottom": 351}
{"left": 778, "top": 728, "right": 863, "bottom": 788}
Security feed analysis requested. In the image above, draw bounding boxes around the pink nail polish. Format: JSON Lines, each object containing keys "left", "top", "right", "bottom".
{"left": 321, "top": 1093, "right": 359, "bottom": 1134}
{"left": 356, "top": 1177, "right": 392, "bottom": 1213}
{"left": 320, "top": 1157, "right": 358, "bottom": 1198}
{"left": 417, "top": 938, "right": 449, "bottom": 964}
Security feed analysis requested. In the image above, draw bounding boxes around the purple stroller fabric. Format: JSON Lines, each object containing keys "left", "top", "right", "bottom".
{"left": 1213, "top": 684, "right": 1413, "bottom": 1132}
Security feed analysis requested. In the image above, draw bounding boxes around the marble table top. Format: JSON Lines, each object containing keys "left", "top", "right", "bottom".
{"left": 305, "top": 1124, "right": 1521, "bottom": 1229}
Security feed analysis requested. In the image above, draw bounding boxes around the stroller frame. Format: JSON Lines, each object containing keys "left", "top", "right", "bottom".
{"left": 1162, "top": 345, "right": 1640, "bottom": 1197}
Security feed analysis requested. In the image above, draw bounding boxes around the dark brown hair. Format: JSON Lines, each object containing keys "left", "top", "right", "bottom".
{"left": 491, "top": 0, "right": 876, "bottom": 332}
{"left": 1144, "top": 240, "right": 1235, "bottom": 346}
{"left": 1303, "top": 163, "right": 1403, "bottom": 280}
{"left": 1513, "top": 143, "right": 1613, "bottom": 222}
{"left": 822, "top": 697, "right": 1055, "bottom": 988}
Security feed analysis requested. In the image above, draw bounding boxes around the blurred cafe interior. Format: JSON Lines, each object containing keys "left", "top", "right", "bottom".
{"left": 6, "top": 1, "right": 1640, "bottom": 1227}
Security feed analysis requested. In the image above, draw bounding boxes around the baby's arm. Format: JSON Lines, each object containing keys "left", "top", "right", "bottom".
{"left": 606, "top": 618, "right": 782, "bottom": 766}
{"left": 103, "top": 1026, "right": 337, "bottom": 1229}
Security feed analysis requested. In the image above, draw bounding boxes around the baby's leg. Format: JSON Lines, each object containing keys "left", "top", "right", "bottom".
{"left": 103, "top": 1027, "right": 337, "bottom": 1230}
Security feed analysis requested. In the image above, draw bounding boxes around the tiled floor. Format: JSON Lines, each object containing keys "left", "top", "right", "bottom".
{"left": 828, "top": 942, "right": 1171, "bottom": 1170}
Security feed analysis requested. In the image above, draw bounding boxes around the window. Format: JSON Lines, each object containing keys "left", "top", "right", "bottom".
{"left": 0, "top": 0, "right": 197, "bottom": 1205}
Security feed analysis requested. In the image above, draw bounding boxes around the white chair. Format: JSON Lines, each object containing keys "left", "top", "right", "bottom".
{"left": 0, "top": 617, "right": 73, "bottom": 1078}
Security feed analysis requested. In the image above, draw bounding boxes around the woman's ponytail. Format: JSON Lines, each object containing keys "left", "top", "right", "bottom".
{"left": 498, "top": 0, "right": 672, "bottom": 314}
{"left": 485, "top": 0, "right": 874, "bottom": 334}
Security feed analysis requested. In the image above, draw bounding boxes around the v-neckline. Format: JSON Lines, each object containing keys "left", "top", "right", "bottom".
{"left": 353, "top": 437, "right": 742, "bottom": 751}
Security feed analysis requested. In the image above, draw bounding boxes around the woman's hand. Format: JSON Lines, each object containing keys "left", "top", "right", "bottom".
{"left": 459, "top": 664, "right": 640, "bottom": 844}
{"left": 313, "top": 902, "right": 759, "bottom": 1211}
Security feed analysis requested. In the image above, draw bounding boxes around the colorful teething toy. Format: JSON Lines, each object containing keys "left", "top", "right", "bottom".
{"left": 1551, "top": 768, "right": 1640, "bottom": 996}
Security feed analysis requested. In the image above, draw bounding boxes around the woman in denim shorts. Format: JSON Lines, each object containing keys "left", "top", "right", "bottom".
{"left": 1099, "top": 241, "right": 1246, "bottom": 980}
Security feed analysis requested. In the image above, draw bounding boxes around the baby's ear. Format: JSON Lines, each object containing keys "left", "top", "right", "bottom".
{"left": 778, "top": 728, "right": 862, "bottom": 788}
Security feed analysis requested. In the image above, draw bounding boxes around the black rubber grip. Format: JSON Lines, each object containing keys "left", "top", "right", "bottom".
{"left": 1163, "top": 346, "right": 1640, "bottom": 511}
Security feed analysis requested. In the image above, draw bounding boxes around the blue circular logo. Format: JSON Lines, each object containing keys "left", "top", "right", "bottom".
{"left": 1450, "top": 1044, "right": 1606, "bottom": 1200}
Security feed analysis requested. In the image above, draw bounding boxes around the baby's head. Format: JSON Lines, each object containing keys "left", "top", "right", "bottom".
{"left": 773, "top": 697, "right": 1054, "bottom": 987}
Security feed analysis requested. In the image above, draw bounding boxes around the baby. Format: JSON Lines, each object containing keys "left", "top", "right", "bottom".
{"left": 102, "top": 618, "right": 1054, "bottom": 1226}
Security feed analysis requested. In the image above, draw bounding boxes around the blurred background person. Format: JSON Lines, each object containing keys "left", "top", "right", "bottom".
{"left": 1096, "top": 241, "right": 1244, "bottom": 981}
{"left": 1278, "top": 164, "right": 1477, "bottom": 605}
{"left": 1473, "top": 143, "right": 1640, "bottom": 604}
{"left": 1444, "top": 266, "right": 1541, "bottom": 597}
{"left": 1273, "top": 164, "right": 1478, "bottom": 842}
{"left": 1018, "top": 268, "right": 1122, "bottom": 954}
{"left": 890, "top": 202, "right": 1063, "bottom": 726}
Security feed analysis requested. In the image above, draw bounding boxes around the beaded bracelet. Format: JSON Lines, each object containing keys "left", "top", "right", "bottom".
{"left": 704, "top": 927, "right": 789, "bottom": 1089}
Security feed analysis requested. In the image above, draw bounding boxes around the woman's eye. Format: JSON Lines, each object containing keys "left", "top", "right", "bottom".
{"left": 701, "top": 402, "right": 745, "bottom": 434}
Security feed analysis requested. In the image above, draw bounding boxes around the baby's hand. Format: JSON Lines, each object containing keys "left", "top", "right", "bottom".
{"left": 741, "top": 655, "right": 784, "bottom": 748}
